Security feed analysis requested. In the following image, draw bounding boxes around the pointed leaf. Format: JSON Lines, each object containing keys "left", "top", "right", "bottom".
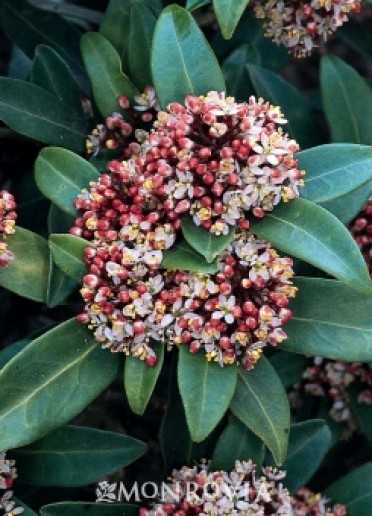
{"left": 249, "top": 198, "right": 371, "bottom": 292}
{"left": 178, "top": 346, "right": 237, "bottom": 442}
{"left": 161, "top": 238, "right": 219, "bottom": 273}
{"left": 124, "top": 342, "right": 164, "bottom": 416}
{"left": 151, "top": 5, "right": 225, "bottom": 108}
{"left": 128, "top": 5, "right": 156, "bottom": 90}
{"left": 213, "top": 0, "right": 250, "bottom": 40}
{"left": 230, "top": 356, "right": 290, "bottom": 465}
{"left": 222, "top": 44, "right": 259, "bottom": 101}
{"left": 41, "top": 503, "right": 139, "bottom": 516}
{"left": 269, "top": 352, "right": 308, "bottom": 389}
{"left": 0, "top": 319, "right": 120, "bottom": 450}
{"left": 49, "top": 234, "right": 89, "bottom": 282}
{"left": 281, "top": 277, "right": 372, "bottom": 361}
{"left": 35, "top": 147, "right": 99, "bottom": 217}
{"left": 46, "top": 254, "right": 77, "bottom": 308}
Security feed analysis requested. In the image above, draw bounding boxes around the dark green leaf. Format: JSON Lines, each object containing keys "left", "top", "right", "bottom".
{"left": 0, "top": 78, "right": 86, "bottom": 152}
{"left": 337, "top": 19, "right": 372, "bottom": 63}
{"left": 128, "top": 5, "right": 156, "bottom": 90}
{"left": 213, "top": 0, "right": 250, "bottom": 40}
{"left": 298, "top": 144, "right": 372, "bottom": 203}
{"left": 124, "top": 342, "right": 164, "bottom": 415}
{"left": 13, "top": 498, "right": 37, "bottom": 516}
{"left": 40, "top": 503, "right": 139, "bottom": 516}
{"left": 348, "top": 384, "right": 372, "bottom": 447}
{"left": 222, "top": 44, "right": 259, "bottom": 101}
{"left": 0, "top": 319, "right": 120, "bottom": 450}
{"left": 10, "top": 425, "right": 146, "bottom": 487}
{"left": 48, "top": 204, "right": 76, "bottom": 235}
{"left": 281, "top": 277, "right": 372, "bottom": 361}
{"left": 178, "top": 346, "right": 237, "bottom": 442}
{"left": 321, "top": 55, "right": 372, "bottom": 145}
{"left": 230, "top": 356, "right": 290, "bottom": 465}
{"left": 210, "top": 416, "right": 264, "bottom": 471}
{"left": 161, "top": 238, "right": 219, "bottom": 273}
{"left": 81, "top": 32, "right": 139, "bottom": 118}
{"left": 46, "top": 254, "right": 77, "bottom": 308}
{"left": 186, "top": 0, "right": 211, "bottom": 9}
{"left": 0, "top": 227, "right": 49, "bottom": 302}
{"left": 151, "top": 5, "right": 225, "bottom": 108}
{"left": 269, "top": 351, "right": 308, "bottom": 389}
{"left": 249, "top": 198, "right": 371, "bottom": 292}
{"left": 321, "top": 181, "right": 372, "bottom": 224}
{"left": 49, "top": 234, "right": 89, "bottom": 282}
{"left": 325, "top": 462, "right": 372, "bottom": 515}
{"left": 0, "top": 339, "right": 30, "bottom": 370}
{"left": 35, "top": 147, "right": 99, "bottom": 217}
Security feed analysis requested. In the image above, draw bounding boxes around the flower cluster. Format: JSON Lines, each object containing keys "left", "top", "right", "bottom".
{"left": 139, "top": 460, "right": 292, "bottom": 515}
{"left": 290, "top": 487, "right": 346, "bottom": 515}
{"left": 349, "top": 197, "right": 372, "bottom": 274}
{"left": 254, "top": 0, "right": 361, "bottom": 58}
{"left": 0, "top": 452, "right": 23, "bottom": 515}
{"left": 0, "top": 191, "right": 17, "bottom": 268}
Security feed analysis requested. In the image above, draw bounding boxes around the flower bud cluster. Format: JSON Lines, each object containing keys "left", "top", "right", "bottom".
{"left": 254, "top": 0, "right": 361, "bottom": 58}
{"left": 139, "top": 460, "right": 292, "bottom": 515}
{"left": 0, "top": 191, "right": 17, "bottom": 268}
{"left": 290, "top": 487, "right": 346, "bottom": 515}
{"left": 0, "top": 451, "right": 23, "bottom": 515}
{"left": 349, "top": 197, "right": 372, "bottom": 274}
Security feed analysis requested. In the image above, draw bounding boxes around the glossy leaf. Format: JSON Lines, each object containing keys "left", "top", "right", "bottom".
{"left": 178, "top": 346, "right": 237, "bottom": 442}
{"left": 230, "top": 356, "right": 290, "bottom": 465}
{"left": 41, "top": 503, "right": 139, "bottom": 516}
{"left": 0, "top": 319, "right": 120, "bottom": 450}
{"left": 321, "top": 55, "right": 372, "bottom": 145}
{"left": 49, "top": 234, "right": 89, "bottom": 283}
{"left": 35, "top": 147, "right": 99, "bottom": 217}
{"left": 249, "top": 198, "right": 371, "bottom": 292}
{"left": 128, "top": 5, "right": 156, "bottom": 90}
{"left": 210, "top": 416, "right": 264, "bottom": 471}
{"left": 151, "top": 5, "right": 225, "bottom": 108}
{"left": 46, "top": 254, "right": 77, "bottom": 308}
{"left": 213, "top": 0, "right": 250, "bottom": 40}
{"left": 124, "top": 342, "right": 164, "bottom": 416}
{"left": 281, "top": 277, "right": 372, "bottom": 360}
{"left": 298, "top": 144, "right": 372, "bottom": 203}
{"left": 10, "top": 425, "right": 146, "bottom": 486}
{"left": 0, "top": 339, "right": 30, "bottom": 370}
{"left": 269, "top": 352, "right": 308, "bottom": 389}
{"left": 161, "top": 238, "right": 219, "bottom": 273}
{"left": 186, "top": 0, "right": 211, "bottom": 8}
{"left": 222, "top": 44, "right": 259, "bottom": 101}
{"left": 0, "top": 227, "right": 49, "bottom": 302}
{"left": 81, "top": 32, "right": 139, "bottom": 118}
{"left": 348, "top": 385, "right": 372, "bottom": 447}
{"left": 321, "top": 181, "right": 372, "bottom": 224}
{"left": 0, "top": 78, "right": 86, "bottom": 152}
{"left": 325, "top": 462, "right": 372, "bottom": 515}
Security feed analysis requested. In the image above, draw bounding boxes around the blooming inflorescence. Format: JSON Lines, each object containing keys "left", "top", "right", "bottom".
{"left": 254, "top": 0, "right": 361, "bottom": 58}
{"left": 291, "top": 487, "right": 346, "bottom": 515}
{"left": 0, "top": 191, "right": 16, "bottom": 268}
{"left": 0, "top": 452, "right": 23, "bottom": 515}
{"left": 349, "top": 197, "right": 372, "bottom": 274}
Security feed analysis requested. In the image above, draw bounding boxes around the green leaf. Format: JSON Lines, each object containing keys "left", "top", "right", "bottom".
{"left": 49, "top": 234, "right": 89, "bottom": 283}
{"left": 151, "top": 5, "right": 225, "bottom": 108}
{"left": 321, "top": 181, "right": 372, "bottom": 224}
{"left": 348, "top": 384, "right": 372, "bottom": 447}
{"left": 161, "top": 238, "right": 219, "bottom": 273}
{"left": 213, "top": 0, "right": 250, "bottom": 40}
{"left": 35, "top": 147, "right": 99, "bottom": 217}
{"left": 0, "top": 319, "right": 120, "bottom": 450}
{"left": 40, "top": 503, "right": 139, "bottom": 516}
{"left": 48, "top": 204, "right": 76, "bottom": 234}
{"left": 337, "top": 19, "right": 372, "bottom": 65}
{"left": 128, "top": 5, "right": 156, "bottom": 90}
{"left": 13, "top": 498, "right": 37, "bottom": 516}
{"left": 181, "top": 215, "right": 235, "bottom": 263}
{"left": 249, "top": 198, "right": 371, "bottom": 292}
{"left": 0, "top": 78, "right": 86, "bottom": 152}
{"left": 269, "top": 351, "right": 308, "bottom": 389}
{"left": 281, "top": 420, "right": 332, "bottom": 492}
{"left": 178, "top": 346, "right": 237, "bottom": 442}
{"left": 222, "top": 44, "right": 259, "bottom": 101}
{"left": 0, "top": 339, "right": 30, "bottom": 370}
{"left": 10, "top": 425, "right": 146, "bottom": 487}
{"left": 81, "top": 32, "right": 139, "bottom": 118}
{"left": 247, "top": 64, "right": 322, "bottom": 149}
{"left": 325, "top": 462, "right": 372, "bottom": 515}
{"left": 230, "top": 356, "right": 290, "bottom": 465}
{"left": 124, "top": 342, "right": 164, "bottom": 416}
{"left": 210, "top": 416, "right": 265, "bottom": 471}
{"left": 321, "top": 55, "right": 372, "bottom": 145}
{"left": 298, "top": 144, "right": 372, "bottom": 203}
{"left": 186, "top": 0, "right": 211, "bottom": 9}
{"left": 0, "top": 227, "right": 49, "bottom": 302}
{"left": 46, "top": 254, "right": 78, "bottom": 308}
{"left": 281, "top": 277, "right": 372, "bottom": 361}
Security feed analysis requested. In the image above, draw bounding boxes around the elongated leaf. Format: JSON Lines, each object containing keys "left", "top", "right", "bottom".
{"left": 298, "top": 144, "right": 372, "bottom": 203}
{"left": 230, "top": 356, "right": 290, "bottom": 465}
{"left": 337, "top": 20, "right": 372, "bottom": 68}
{"left": 321, "top": 55, "right": 372, "bottom": 145}
{"left": 0, "top": 78, "right": 86, "bottom": 152}
{"left": 325, "top": 462, "right": 372, "bottom": 515}
{"left": 222, "top": 44, "right": 259, "bottom": 101}
{"left": 213, "top": 0, "right": 250, "bottom": 40}
{"left": 210, "top": 416, "right": 264, "bottom": 471}
{"left": 10, "top": 425, "right": 146, "bottom": 487}
{"left": 128, "top": 5, "right": 156, "bottom": 90}
{"left": 151, "top": 5, "right": 225, "bottom": 108}
{"left": 321, "top": 181, "right": 372, "bottom": 224}
{"left": 0, "top": 339, "right": 30, "bottom": 370}
{"left": 46, "top": 254, "right": 77, "bottom": 308}
{"left": 281, "top": 277, "right": 372, "bottom": 361}
{"left": 181, "top": 215, "right": 235, "bottom": 263}
{"left": 41, "top": 503, "right": 139, "bottom": 516}
{"left": 178, "top": 346, "right": 237, "bottom": 442}
{"left": 48, "top": 204, "right": 76, "bottom": 234}
{"left": 35, "top": 147, "right": 99, "bottom": 217}
{"left": 81, "top": 32, "right": 139, "bottom": 118}
{"left": 186, "top": 0, "right": 211, "bottom": 9}
{"left": 0, "top": 227, "right": 49, "bottom": 302}
{"left": 124, "top": 342, "right": 164, "bottom": 416}
{"left": 348, "top": 385, "right": 372, "bottom": 447}
{"left": 49, "top": 234, "right": 89, "bottom": 282}
{"left": 161, "top": 238, "right": 219, "bottom": 273}
{"left": 0, "top": 319, "right": 120, "bottom": 450}
{"left": 269, "top": 352, "right": 308, "bottom": 389}
{"left": 249, "top": 198, "right": 371, "bottom": 292}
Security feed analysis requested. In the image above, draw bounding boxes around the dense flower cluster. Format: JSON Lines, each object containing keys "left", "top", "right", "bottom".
{"left": 139, "top": 460, "right": 292, "bottom": 515}
{"left": 349, "top": 197, "right": 372, "bottom": 274}
{"left": 0, "top": 191, "right": 16, "bottom": 268}
{"left": 291, "top": 487, "right": 346, "bottom": 515}
{"left": 254, "top": 0, "right": 361, "bottom": 58}
{"left": 0, "top": 452, "right": 23, "bottom": 515}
